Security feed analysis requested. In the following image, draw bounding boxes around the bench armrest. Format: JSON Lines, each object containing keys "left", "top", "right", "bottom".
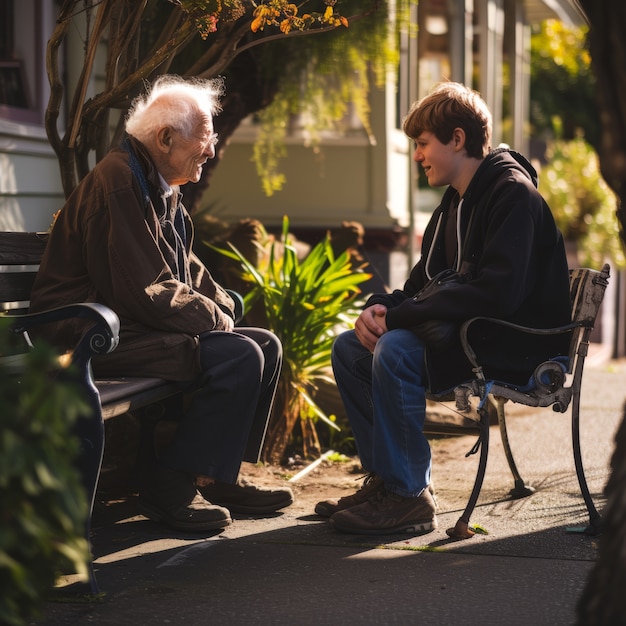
{"left": 6, "top": 302, "right": 120, "bottom": 370}
{"left": 459, "top": 316, "right": 580, "bottom": 371}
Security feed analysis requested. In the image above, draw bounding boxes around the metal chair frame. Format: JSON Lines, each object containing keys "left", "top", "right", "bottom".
{"left": 426, "top": 263, "right": 611, "bottom": 540}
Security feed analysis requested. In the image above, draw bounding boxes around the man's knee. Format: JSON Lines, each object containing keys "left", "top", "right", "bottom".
{"left": 374, "top": 330, "right": 424, "bottom": 368}
{"left": 333, "top": 328, "right": 357, "bottom": 355}
{"left": 199, "top": 332, "right": 264, "bottom": 374}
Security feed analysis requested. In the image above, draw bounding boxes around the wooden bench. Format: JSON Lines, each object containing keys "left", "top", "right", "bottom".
{"left": 0, "top": 231, "right": 180, "bottom": 593}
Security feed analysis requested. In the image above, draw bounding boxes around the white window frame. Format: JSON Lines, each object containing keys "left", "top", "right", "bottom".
{"left": 0, "top": 0, "right": 49, "bottom": 127}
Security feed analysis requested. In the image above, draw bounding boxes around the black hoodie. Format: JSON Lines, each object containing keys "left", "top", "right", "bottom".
{"left": 366, "top": 148, "right": 572, "bottom": 393}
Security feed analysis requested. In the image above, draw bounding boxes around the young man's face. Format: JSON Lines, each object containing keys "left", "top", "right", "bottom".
{"left": 412, "top": 130, "right": 460, "bottom": 188}
{"left": 162, "top": 119, "right": 218, "bottom": 186}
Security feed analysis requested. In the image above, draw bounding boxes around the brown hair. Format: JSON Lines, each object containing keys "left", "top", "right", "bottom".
{"left": 403, "top": 82, "right": 492, "bottom": 159}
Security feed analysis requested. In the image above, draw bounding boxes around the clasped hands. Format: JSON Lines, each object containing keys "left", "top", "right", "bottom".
{"left": 354, "top": 304, "right": 388, "bottom": 352}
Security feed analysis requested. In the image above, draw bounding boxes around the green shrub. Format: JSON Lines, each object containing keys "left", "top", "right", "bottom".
{"left": 539, "top": 135, "right": 626, "bottom": 269}
{"left": 0, "top": 318, "right": 91, "bottom": 625}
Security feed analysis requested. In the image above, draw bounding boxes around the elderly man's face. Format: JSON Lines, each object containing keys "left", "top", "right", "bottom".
{"left": 163, "top": 118, "right": 218, "bottom": 186}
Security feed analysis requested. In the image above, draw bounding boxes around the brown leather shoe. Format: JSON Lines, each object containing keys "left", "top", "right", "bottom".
{"left": 198, "top": 479, "right": 294, "bottom": 514}
{"left": 315, "top": 473, "right": 384, "bottom": 518}
{"left": 139, "top": 464, "right": 231, "bottom": 532}
{"left": 139, "top": 492, "right": 232, "bottom": 532}
{"left": 330, "top": 486, "right": 437, "bottom": 535}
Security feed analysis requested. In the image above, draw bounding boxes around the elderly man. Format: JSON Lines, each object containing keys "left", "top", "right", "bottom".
{"left": 30, "top": 75, "right": 292, "bottom": 532}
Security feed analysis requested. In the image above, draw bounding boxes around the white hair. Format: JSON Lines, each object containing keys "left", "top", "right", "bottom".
{"left": 125, "top": 75, "right": 224, "bottom": 142}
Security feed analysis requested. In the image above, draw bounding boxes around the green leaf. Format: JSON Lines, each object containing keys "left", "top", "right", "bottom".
{"left": 209, "top": 214, "right": 374, "bottom": 458}
{"left": 0, "top": 318, "right": 91, "bottom": 623}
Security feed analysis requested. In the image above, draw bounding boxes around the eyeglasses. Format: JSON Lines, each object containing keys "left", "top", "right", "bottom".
{"left": 177, "top": 128, "right": 219, "bottom": 148}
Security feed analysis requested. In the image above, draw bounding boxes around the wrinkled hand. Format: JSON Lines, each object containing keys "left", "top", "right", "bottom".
{"left": 221, "top": 313, "right": 235, "bottom": 332}
{"left": 354, "top": 304, "right": 387, "bottom": 352}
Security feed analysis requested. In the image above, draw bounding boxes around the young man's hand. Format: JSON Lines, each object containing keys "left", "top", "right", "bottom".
{"left": 354, "top": 304, "right": 388, "bottom": 352}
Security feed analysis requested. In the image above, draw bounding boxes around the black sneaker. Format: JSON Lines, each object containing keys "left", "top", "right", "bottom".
{"left": 315, "top": 472, "right": 384, "bottom": 518}
{"left": 330, "top": 487, "right": 437, "bottom": 535}
{"left": 198, "top": 479, "right": 294, "bottom": 514}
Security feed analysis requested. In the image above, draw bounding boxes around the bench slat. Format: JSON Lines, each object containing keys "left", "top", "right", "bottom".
{"left": 0, "top": 232, "right": 48, "bottom": 265}
{"left": 0, "top": 271, "right": 38, "bottom": 305}
{"left": 97, "top": 377, "right": 180, "bottom": 419}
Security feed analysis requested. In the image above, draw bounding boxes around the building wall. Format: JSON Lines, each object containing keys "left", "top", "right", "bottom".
{"left": 205, "top": 84, "right": 402, "bottom": 235}
{"left": 0, "top": 120, "right": 64, "bottom": 231}
{"left": 206, "top": 138, "right": 382, "bottom": 231}
{"left": 0, "top": 0, "right": 63, "bottom": 232}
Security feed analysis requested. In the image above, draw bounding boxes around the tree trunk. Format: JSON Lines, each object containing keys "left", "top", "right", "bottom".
{"left": 573, "top": 4, "right": 626, "bottom": 623}
{"left": 576, "top": 402, "right": 626, "bottom": 623}
{"left": 577, "top": 1, "right": 626, "bottom": 233}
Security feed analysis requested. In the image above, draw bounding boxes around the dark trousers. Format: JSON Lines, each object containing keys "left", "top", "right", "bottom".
{"left": 161, "top": 327, "right": 282, "bottom": 483}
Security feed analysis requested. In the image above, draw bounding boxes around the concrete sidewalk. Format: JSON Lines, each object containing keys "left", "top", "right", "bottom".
{"left": 36, "top": 358, "right": 626, "bottom": 625}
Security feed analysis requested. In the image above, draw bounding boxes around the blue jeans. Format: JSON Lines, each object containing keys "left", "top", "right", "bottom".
{"left": 332, "top": 329, "right": 431, "bottom": 498}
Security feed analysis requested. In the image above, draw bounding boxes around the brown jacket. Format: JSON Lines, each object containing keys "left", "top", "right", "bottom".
{"left": 30, "top": 138, "right": 236, "bottom": 381}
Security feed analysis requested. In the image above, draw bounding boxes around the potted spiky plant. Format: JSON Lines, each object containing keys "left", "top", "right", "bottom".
{"left": 211, "top": 216, "right": 371, "bottom": 464}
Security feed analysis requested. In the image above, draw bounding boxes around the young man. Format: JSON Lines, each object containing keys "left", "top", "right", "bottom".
{"left": 30, "top": 75, "right": 293, "bottom": 533}
{"left": 316, "top": 81, "right": 571, "bottom": 535}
